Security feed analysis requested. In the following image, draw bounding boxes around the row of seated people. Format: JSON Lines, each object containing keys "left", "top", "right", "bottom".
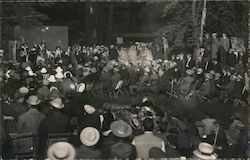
{"left": 1, "top": 93, "right": 248, "bottom": 159}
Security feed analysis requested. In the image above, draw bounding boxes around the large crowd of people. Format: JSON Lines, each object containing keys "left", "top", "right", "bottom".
{"left": 0, "top": 32, "right": 249, "bottom": 159}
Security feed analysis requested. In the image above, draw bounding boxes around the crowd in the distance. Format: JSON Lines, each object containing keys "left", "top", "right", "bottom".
{"left": 0, "top": 32, "right": 249, "bottom": 159}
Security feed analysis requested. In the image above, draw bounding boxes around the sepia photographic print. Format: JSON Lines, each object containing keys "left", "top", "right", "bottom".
{"left": 0, "top": 0, "right": 250, "bottom": 159}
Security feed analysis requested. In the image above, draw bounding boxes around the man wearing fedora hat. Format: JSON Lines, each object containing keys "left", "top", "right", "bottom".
{"left": 76, "top": 127, "right": 101, "bottom": 159}
{"left": 38, "top": 98, "right": 70, "bottom": 156}
{"left": 193, "top": 142, "right": 217, "bottom": 159}
{"left": 16, "top": 95, "right": 45, "bottom": 134}
{"left": 47, "top": 142, "right": 76, "bottom": 160}
{"left": 104, "top": 120, "right": 136, "bottom": 159}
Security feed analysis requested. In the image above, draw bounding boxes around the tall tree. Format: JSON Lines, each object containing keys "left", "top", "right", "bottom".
{"left": 1, "top": 2, "right": 52, "bottom": 50}
{"left": 159, "top": 0, "right": 248, "bottom": 54}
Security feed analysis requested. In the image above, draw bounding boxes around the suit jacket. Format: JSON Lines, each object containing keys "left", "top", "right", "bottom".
{"left": 211, "top": 38, "right": 220, "bottom": 59}
{"left": 76, "top": 145, "right": 101, "bottom": 159}
{"left": 109, "top": 141, "right": 137, "bottom": 159}
{"left": 132, "top": 132, "right": 165, "bottom": 158}
{"left": 39, "top": 111, "right": 70, "bottom": 135}
{"left": 16, "top": 108, "right": 45, "bottom": 134}
{"left": 11, "top": 102, "right": 29, "bottom": 119}
{"left": 226, "top": 53, "right": 237, "bottom": 67}
{"left": 220, "top": 37, "right": 230, "bottom": 51}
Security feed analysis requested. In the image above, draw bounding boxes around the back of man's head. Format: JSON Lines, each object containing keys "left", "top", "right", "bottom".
{"left": 143, "top": 118, "right": 154, "bottom": 131}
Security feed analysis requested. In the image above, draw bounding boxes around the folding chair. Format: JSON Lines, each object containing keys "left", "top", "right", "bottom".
{"left": 233, "top": 86, "right": 247, "bottom": 106}
{"left": 91, "top": 81, "right": 104, "bottom": 97}
{"left": 11, "top": 133, "right": 37, "bottom": 159}
{"left": 166, "top": 79, "right": 178, "bottom": 99}
{"left": 85, "top": 82, "right": 94, "bottom": 94}
{"left": 45, "top": 132, "right": 71, "bottom": 154}
{"left": 3, "top": 115, "right": 17, "bottom": 133}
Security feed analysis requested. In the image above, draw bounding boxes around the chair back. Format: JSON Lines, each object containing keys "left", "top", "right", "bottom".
{"left": 3, "top": 115, "right": 16, "bottom": 133}
{"left": 11, "top": 133, "right": 37, "bottom": 159}
{"left": 115, "top": 80, "right": 123, "bottom": 90}
{"left": 45, "top": 132, "right": 71, "bottom": 153}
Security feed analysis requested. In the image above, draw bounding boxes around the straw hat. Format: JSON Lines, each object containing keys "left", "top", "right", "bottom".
{"left": 76, "top": 83, "right": 85, "bottom": 93}
{"left": 64, "top": 71, "right": 73, "bottom": 79}
{"left": 55, "top": 72, "right": 64, "bottom": 79}
{"left": 55, "top": 66, "right": 63, "bottom": 73}
{"left": 110, "top": 120, "right": 132, "bottom": 138}
{"left": 40, "top": 68, "right": 47, "bottom": 74}
{"left": 50, "top": 98, "right": 64, "bottom": 109}
{"left": 26, "top": 95, "right": 41, "bottom": 106}
{"left": 193, "top": 142, "right": 217, "bottom": 160}
{"left": 84, "top": 104, "right": 96, "bottom": 114}
{"left": 47, "top": 142, "right": 75, "bottom": 160}
{"left": 80, "top": 127, "right": 100, "bottom": 146}
{"left": 48, "top": 75, "right": 56, "bottom": 82}
{"left": 19, "top": 87, "right": 29, "bottom": 94}
{"left": 28, "top": 70, "right": 35, "bottom": 76}
{"left": 25, "top": 66, "right": 32, "bottom": 71}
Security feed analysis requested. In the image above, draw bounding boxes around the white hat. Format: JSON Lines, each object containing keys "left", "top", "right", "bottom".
{"left": 40, "top": 68, "right": 47, "bottom": 74}
{"left": 19, "top": 87, "right": 29, "bottom": 94}
{"left": 25, "top": 66, "right": 32, "bottom": 71}
{"left": 193, "top": 142, "right": 217, "bottom": 160}
{"left": 55, "top": 66, "right": 63, "bottom": 73}
{"left": 50, "top": 98, "right": 64, "bottom": 109}
{"left": 76, "top": 83, "right": 85, "bottom": 93}
{"left": 64, "top": 71, "right": 73, "bottom": 78}
{"left": 48, "top": 75, "right": 56, "bottom": 82}
{"left": 84, "top": 104, "right": 96, "bottom": 114}
{"left": 142, "top": 97, "right": 149, "bottom": 102}
{"left": 80, "top": 127, "right": 100, "bottom": 146}
{"left": 110, "top": 120, "right": 132, "bottom": 138}
{"left": 55, "top": 72, "right": 64, "bottom": 79}
{"left": 28, "top": 70, "right": 35, "bottom": 76}
{"left": 47, "top": 142, "right": 75, "bottom": 160}
{"left": 69, "top": 84, "right": 76, "bottom": 90}
{"left": 26, "top": 95, "right": 41, "bottom": 106}
{"left": 145, "top": 67, "right": 150, "bottom": 72}
{"left": 197, "top": 68, "right": 203, "bottom": 74}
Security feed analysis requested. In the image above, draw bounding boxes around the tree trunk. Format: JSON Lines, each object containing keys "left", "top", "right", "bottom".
{"left": 192, "top": 0, "right": 198, "bottom": 59}
{"left": 0, "top": 4, "right": 1, "bottom": 39}
{"left": 107, "top": 3, "right": 114, "bottom": 44}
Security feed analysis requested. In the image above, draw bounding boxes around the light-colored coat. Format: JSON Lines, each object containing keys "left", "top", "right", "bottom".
{"left": 132, "top": 132, "right": 165, "bottom": 158}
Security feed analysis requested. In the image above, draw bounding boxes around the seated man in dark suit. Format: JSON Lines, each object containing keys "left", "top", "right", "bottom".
{"left": 38, "top": 98, "right": 71, "bottom": 156}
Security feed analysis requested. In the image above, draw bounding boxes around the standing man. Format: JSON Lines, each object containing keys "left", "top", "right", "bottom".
{"left": 211, "top": 33, "right": 220, "bottom": 61}
{"left": 162, "top": 36, "right": 169, "bottom": 59}
{"left": 108, "top": 45, "right": 119, "bottom": 61}
{"left": 219, "top": 33, "right": 230, "bottom": 67}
